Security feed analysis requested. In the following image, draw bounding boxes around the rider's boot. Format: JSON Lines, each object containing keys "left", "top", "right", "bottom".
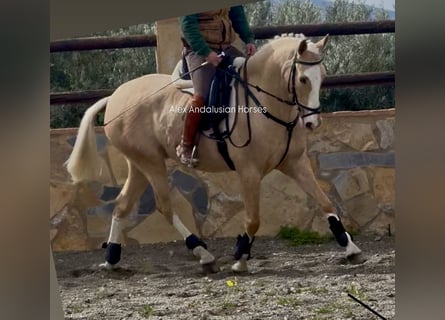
{"left": 176, "top": 95, "right": 204, "bottom": 166}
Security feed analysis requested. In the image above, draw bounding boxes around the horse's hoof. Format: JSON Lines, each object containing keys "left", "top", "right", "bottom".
{"left": 202, "top": 261, "right": 220, "bottom": 274}
{"left": 231, "top": 259, "right": 248, "bottom": 273}
{"left": 99, "top": 261, "right": 118, "bottom": 270}
{"left": 347, "top": 252, "right": 367, "bottom": 265}
{"left": 193, "top": 246, "right": 215, "bottom": 265}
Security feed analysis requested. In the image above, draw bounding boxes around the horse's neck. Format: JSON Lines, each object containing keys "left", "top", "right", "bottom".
{"left": 245, "top": 54, "right": 297, "bottom": 122}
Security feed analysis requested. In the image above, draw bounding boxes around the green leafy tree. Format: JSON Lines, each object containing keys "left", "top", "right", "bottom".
{"left": 50, "top": 23, "right": 156, "bottom": 128}
{"left": 271, "top": 0, "right": 323, "bottom": 25}
{"left": 320, "top": 0, "right": 395, "bottom": 111}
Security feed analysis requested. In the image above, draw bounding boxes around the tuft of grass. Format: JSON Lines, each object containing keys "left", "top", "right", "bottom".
{"left": 316, "top": 305, "right": 336, "bottom": 314}
{"left": 71, "top": 304, "right": 84, "bottom": 314}
{"left": 315, "top": 302, "right": 343, "bottom": 315}
{"left": 278, "top": 226, "right": 332, "bottom": 246}
{"left": 347, "top": 282, "right": 367, "bottom": 301}
{"left": 277, "top": 297, "right": 302, "bottom": 308}
{"left": 218, "top": 300, "right": 237, "bottom": 315}
{"left": 139, "top": 305, "right": 154, "bottom": 318}
{"left": 306, "top": 287, "right": 329, "bottom": 295}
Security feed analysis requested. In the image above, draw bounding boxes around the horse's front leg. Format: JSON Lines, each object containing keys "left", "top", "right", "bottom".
{"left": 279, "top": 155, "right": 365, "bottom": 264}
{"left": 232, "top": 169, "right": 261, "bottom": 272}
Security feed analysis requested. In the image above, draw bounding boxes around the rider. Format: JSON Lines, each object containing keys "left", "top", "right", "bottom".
{"left": 177, "top": 6, "right": 257, "bottom": 166}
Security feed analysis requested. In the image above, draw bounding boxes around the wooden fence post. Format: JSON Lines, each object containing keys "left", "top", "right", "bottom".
{"left": 155, "top": 18, "right": 182, "bottom": 74}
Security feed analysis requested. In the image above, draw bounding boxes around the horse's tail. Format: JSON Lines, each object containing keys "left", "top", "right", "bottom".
{"left": 65, "top": 96, "right": 109, "bottom": 183}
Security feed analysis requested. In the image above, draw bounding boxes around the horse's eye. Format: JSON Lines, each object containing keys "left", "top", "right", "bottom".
{"left": 299, "top": 76, "right": 308, "bottom": 84}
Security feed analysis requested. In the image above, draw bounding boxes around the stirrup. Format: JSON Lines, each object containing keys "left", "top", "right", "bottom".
{"left": 176, "top": 144, "right": 199, "bottom": 167}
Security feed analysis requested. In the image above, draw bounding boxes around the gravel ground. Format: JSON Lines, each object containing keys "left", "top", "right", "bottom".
{"left": 54, "top": 235, "right": 395, "bottom": 320}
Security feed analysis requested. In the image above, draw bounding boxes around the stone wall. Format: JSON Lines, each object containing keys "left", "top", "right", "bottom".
{"left": 50, "top": 109, "right": 395, "bottom": 251}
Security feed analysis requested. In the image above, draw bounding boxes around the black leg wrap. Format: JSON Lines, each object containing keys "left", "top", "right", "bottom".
{"left": 105, "top": 243, "right": 122, "bottom": 265}
{"left": 185, "top": 234, "right": 208, "bottom": 250}
{"left": 234, "top": 233, "right": 255, "bottom": 260}
{"left": 328, "top": 216, "right": 349, "bottom": 247}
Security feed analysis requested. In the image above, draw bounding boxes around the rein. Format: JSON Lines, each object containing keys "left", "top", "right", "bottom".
{"left": 219, "top": 52, "right": 324, "bottom": 166}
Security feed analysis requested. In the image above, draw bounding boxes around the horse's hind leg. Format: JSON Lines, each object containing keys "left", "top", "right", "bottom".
{"left": 101, "top": 160, "right": 149, "bottom": 268}
{"left": 279, "top": 155, "right": 365, "bottom": 264}
{"left": 137, "top": 159, "right": 217, "bottom": 270}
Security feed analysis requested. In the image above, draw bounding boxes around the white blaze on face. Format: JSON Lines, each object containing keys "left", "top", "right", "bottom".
{"left": 302, "top": 65, "right": 322, "bottom": 127}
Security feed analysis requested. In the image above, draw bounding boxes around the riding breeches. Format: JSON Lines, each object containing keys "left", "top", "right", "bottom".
{"left": 184, "top": 45, "right": 245, "bottom": 103}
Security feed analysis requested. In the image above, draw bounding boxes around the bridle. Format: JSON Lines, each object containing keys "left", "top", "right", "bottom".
{"left": 287, "top": 54, "right": 324, "bottom": 119}
{"left": 246, "top": 52, "right": 324, "bottom": 118}
{"left": 218, "top": 45, "right": 325, "bottom": 166}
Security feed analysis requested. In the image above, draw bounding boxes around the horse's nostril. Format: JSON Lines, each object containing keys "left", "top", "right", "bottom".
{"left": 305, "top": 122, "right": 313, "bottom": 129}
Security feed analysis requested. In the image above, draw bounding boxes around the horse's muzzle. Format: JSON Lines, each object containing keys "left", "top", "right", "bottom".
{"left": 304, "top": 116, "right": 321, "bottom": 130}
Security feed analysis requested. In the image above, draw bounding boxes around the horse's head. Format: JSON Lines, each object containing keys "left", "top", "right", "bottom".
{"left": 277, "top": 34, "right": 329, "bottom": 130}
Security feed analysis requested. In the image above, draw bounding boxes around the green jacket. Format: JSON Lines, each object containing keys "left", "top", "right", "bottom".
{"left": 180, "top": 6, "right": 255, "bottom": 57}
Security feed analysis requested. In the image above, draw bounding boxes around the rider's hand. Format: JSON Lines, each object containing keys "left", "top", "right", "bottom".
{"left": 246, "top": 43, "right": 257, "bottom": 56}
{"left": 206, "top": 51, "right": 222, "bottom": 66}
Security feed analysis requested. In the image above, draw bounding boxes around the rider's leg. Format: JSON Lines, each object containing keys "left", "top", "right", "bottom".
{"left": 177, "top": 50, "right": 215, "bottom": 165}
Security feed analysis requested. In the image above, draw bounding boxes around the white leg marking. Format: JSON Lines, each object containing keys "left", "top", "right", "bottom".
{"left": 345, "top": 232, "right": 362, "bottom": 257}
{"left": 107, "top": 216, "right": 125, "bottom": 244}
{"left": 192, "top": 246, "right": 215, "bottom": 265}
{"left": 172, "top": 213, "right": 192, "bottom": 239}
{"left": 232, "top": 254, "right": 249, "bottom": 273}
{"left": 99, "top": 261, "right": 118, "bottom": 270}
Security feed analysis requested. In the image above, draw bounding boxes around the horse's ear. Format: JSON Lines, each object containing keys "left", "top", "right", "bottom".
{"left": 297, "top": 39, "right": 308, "bottom": 56}
{"left": 315, "top": 34, "right": 329, "bottom": 51}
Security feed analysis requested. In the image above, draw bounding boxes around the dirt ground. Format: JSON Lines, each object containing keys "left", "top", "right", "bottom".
{"left": 54, "top": 235, "right": 395, "bottom": 320}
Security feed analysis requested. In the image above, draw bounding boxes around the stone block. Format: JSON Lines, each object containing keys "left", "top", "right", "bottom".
{"left": 197, "top": 171, "right": 241, "bottom": 198}
{"left": 171, "top": 169, "right": 200, "bottom": 194}
{"left": 376, "top": 118, "right": 395, "bottom": 149}
{"left": 258, "top": 179, "right": 311, "bottom": 236}
{"left": 87, "top": 215, "right": 111, "bottom": 238}
{"left": 50, "top": 229, "right": 58, "bottom": 241}
{"left": 262, "top": 170, "right": 307, "bottom": 200}
{"left": 51, "top": 207, "right": 90, "bottom": 251}
{"left": 333, "top": 168, "right": 370, "bottom": 201}
{"left": 191, "top": 186, "right": 209, "bottom": 216}
{"left": 50, "top": 181, "right": 72, "bottom": 219}
{"left": 213, "top": 210, "right": 245, "bottom": 238}
{"left": 372, "top": 168, "right": 395, "bottom": 204}
{"left": 200, "top": 192, "right": 244, "bottom": 238}
{"left": 126, "top": 210, "right": 182, "bottom": 244}
{"left": 138, "top": 185, "right": 156, "bottom": 215}
{"left": 344, "top": 193, "right": 379, "bottom": 228}
{"left": 363, "top": 211, "right": 395, "bottom": 236}
{"left": 336, "top": 123, "right": 379, "bottom": 151}
{"left": 307, "top": 139, "right": 344, "bottom": 153}
{"left": 307, "top": 119, "right": 346, "bottom": 153}
{"left": 126, "top": 188, "right": 199, "bottom": 244}
{"left": 319, "top": 152, "right": 395, "bottom": 170}
{"left": 310, "top": 214, "right": 330, "bottom": 235}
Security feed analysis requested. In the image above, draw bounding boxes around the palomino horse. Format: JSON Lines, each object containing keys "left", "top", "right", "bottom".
{"left": 65, "top": 34, "right": 364, "bottom": 273}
